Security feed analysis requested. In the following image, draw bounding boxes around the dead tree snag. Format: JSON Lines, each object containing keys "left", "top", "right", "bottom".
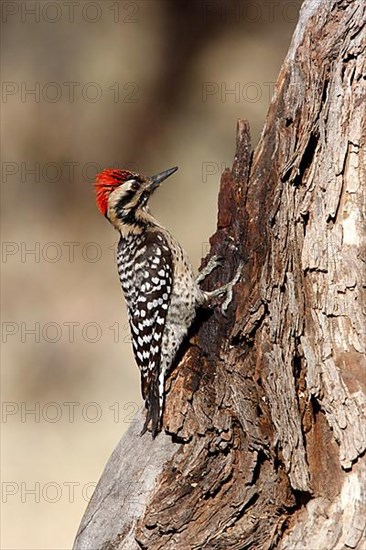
{"left": 74, "top": 1, "right": 366, "bottom": 548}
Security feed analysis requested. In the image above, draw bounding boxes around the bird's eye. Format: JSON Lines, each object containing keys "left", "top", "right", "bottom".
{"left": 131, "top": 180, "right": 140, "bottom": 191}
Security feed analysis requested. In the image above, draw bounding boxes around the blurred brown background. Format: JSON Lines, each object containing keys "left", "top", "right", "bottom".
{"left": 1, "top": 1, "right": 301, "bottom": 548}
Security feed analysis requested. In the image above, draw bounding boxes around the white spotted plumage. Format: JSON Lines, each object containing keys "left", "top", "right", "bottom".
{"left": 116, "top": 226, "right": 201, "bottom": 437}
{"left": 117, "top": 231, "right": 172, "bottom": 429}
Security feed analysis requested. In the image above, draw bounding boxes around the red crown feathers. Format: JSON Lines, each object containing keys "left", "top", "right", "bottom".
{"left": 94, "top": 169, "right": 134, "bottom": 215}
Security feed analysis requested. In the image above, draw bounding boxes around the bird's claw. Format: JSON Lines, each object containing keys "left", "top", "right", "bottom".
{"left": 220, "top": 262, "right": 244, "bottom": 314}
{"left": 197, "top": 254, "right": 223, "bottom": 284}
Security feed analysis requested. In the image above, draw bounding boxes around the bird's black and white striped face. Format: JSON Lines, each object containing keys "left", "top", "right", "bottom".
{"left": 107, "top": 175, "right": 148, "bottom": 222}
{"left": 95, "top": 167, "right": 178, "bottom": 234}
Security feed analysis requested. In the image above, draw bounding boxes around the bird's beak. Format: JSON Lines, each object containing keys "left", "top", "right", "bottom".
{"left": 147, "top": 166, "right": 178, "bottom": 192}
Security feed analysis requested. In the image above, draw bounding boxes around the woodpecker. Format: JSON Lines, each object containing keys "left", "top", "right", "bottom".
{"left": 95, "top": 167, "right": 239, "bottom": 437}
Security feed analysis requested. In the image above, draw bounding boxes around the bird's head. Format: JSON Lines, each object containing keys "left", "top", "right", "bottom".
{"left": 94, "top": 166, "right": 178, "bottom": 231}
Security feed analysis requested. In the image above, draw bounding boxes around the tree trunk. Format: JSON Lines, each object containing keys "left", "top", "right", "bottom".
{"left": 73, "top": 1, "right": 366, "bottom": 548}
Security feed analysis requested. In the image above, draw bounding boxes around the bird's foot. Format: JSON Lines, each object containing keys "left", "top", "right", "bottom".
{"left": 202, "top": 262, "right": 244, "bottom": 315}
{"left": 220, "top": 263, "right": 243, "bottom": 313}
{"left": 196, "top": 255, "right": 223, "bottom": 285}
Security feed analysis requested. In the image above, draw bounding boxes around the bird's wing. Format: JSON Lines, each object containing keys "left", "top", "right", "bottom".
{"left": 128, "top": 232, "right": 174, "bottom": 434}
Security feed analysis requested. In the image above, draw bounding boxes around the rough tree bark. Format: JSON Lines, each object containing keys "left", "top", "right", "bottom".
{"left": 74, "top": 1, "right": 366, "bottom": 548}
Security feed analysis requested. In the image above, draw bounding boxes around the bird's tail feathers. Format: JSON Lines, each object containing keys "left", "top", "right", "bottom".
{"left": 140, "top": 375, "right": 161, "bottom": 438}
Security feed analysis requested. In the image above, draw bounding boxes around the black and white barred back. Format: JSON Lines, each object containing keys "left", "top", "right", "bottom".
{"left": 117, "top": 230, "right": 175, "bottom": 435}
{"left": 117, "top": 227, "right": 201, "bottom": 437}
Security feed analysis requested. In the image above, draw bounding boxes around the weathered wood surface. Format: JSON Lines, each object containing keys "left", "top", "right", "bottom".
{"left": 74, "top": 0, "right": 366, "bottom": 548}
